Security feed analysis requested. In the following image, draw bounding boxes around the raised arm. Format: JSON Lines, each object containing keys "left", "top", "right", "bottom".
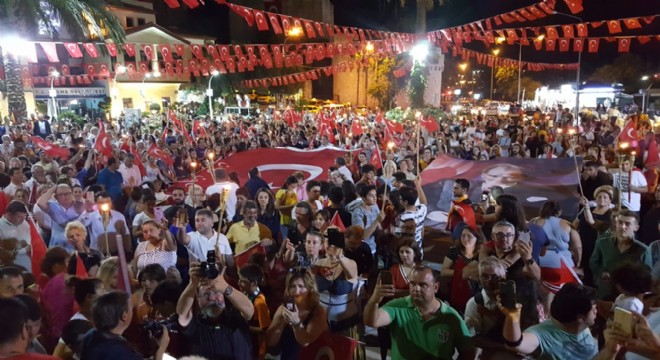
{"left": 363, "top": 276, "right": 395, "bottom": 328}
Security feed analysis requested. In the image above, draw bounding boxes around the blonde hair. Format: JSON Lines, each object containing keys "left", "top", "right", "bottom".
{"left": 97, "top": 257, "right": 119, "bottom": 290}
{"left": 65, "top": 221, "right": 87, "bottom": 238}
{"left": 285, "top": 269, "right": 320, "bottom": 309}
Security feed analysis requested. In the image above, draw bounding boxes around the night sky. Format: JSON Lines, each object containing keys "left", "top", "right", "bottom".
{"left": 157, "top": 0, "right": 660, "bottom": 87}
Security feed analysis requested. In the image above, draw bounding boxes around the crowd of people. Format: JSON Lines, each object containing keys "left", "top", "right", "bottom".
{"left": 0, "top": 106, "right": 659, "bottom": 360}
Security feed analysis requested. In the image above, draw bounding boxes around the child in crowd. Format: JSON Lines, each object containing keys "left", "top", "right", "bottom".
{"left": 238, "top": 263, "right": 272, "bottom": 360}
{"left": 611, "top": 262, "right": 653, "bottom": 314}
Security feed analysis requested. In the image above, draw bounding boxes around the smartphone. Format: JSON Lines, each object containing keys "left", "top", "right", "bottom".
{"left": 380, "top": 270, "right": 393, "bottom": 286}
{"left": 178, "top": 209, "right": 187, "bottom": 225}
{"left": 481, "top": 192, "right": 489, "bottom": 202}
{"left": 613, "top": 307, "right": 634, "bottom": 337}
{"left": 86, "top": 191, "right": 95, "bottom": 202}
{"left": 283, "top": 296, "right": 295, "bottom": 312}
{"left": 499, "top": 280, "right": 517, "bottom": 310}
{"left": 155, "top": 207, "right": 164, "bottom": 223}
{"left": 518, "top": 231, "right": 531, "bottom": 245}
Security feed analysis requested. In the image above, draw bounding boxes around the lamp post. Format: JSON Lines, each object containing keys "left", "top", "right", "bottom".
{"left": 48, "top": 70, "right": 60, "bottom": 119}
{"left": 364, "top": 42, "right": 375, "bottom": 107}
{"left": 640, "top": 75, "right": 654, "bottom": 114}
{"left": 207, "top": 70, "right": 220, "bottom": 120}
{"left": 554, "top": 11, "right": 584, "bottom": 123}
{"left": 490, "top": 49, "right": 500, "bottom": 100}
{"left": 140, "top": 72, "right": 152, "bottom": 112}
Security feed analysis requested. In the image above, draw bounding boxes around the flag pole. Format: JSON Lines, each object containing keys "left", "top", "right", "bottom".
{"left": 415, "top": 112, "right": 422, "bottom": 176}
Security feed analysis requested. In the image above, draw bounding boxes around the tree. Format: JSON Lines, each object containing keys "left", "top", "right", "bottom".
{"left": 391, "top": 0, "right": 446, "bottom": 33}
{"left": 367, "top": 56, "right": 396, "bottom": 109}
{"left": 588, "top": 54, "right": 645, "bottom": 93}
{"left": 409, "top": 62, "right": 427, "bottom": 108}
{"left": 494, "top": 65, "right": 517, "bottom": 101}
{"left": 0, "top": 0, "right": 125, "bottom": 121}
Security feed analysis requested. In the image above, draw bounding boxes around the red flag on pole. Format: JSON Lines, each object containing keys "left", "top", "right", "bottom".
{"left": 29, "top": 218, "right": 48, "bottom": 279}
{"left": 369, "top": 148, "right": 383, "bottom": 170}
{"left": 350, "top": 121, "right": 364, "bottom": 136}
{"left": 30, "top": 136, "right": 70, "bottom": 159}
{"left": 617, "top": 120, "right": 638, "bottom": 145}
{"left": 299, "top": 333, "right": 358, "bottom": 360}
{"left": 329, "top": 211, "right": 346, "bottom": 232}
{"left": 94, "top": 122, "right": 114, "bottom": 157}
{"left": 451, "top": 201, "right": 477, "bottom": 229}
{"left": 148, "top": 143, "right": 175, "bottom": 166}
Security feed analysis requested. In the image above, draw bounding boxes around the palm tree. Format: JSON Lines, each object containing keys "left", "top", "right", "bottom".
{"left": 392, "top": 0, "right": 445, "bottom": 34}
{"left": 0, "top": 0, "right": 125, "bottom": 121}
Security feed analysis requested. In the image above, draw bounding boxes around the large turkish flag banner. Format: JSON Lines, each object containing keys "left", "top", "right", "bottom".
{"left": 171, "top": 147, "right": 351, "bottom": 191}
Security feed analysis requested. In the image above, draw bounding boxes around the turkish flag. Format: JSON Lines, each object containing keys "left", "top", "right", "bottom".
{"left": 528, "top": 5, "right": 546, "bottom": 18}
{"left": 303, "top": 20, "right": 317, "bottom": 38}
{"left": 148, "top": 143, "right": 175, "bottom": 166}
{"left": 181, "top": 0, "right": 200, "bottom": 9}
{"left": 83, "top": 43, "right": 99, "bottom": 58}
{"left": 574, "top": 38, "right": 585, "bottom": 52}
{"left": 330, "top": 211, "right": 346, "bottom": 232}
{"left": 129, "top": 146, "right": 146, "bottom": 177}
{"left": 588, "top": 39, "right": 599, "bottom": 53}
{"left": 575, "top": 24, "right": 588, "bottom": 37}
{"left": 170, "top": 148, "right": 357, "bottom": 194}
{"left": 350, "top": 121, "right": 364, "bottom": 136}
{"left": 546, "top": 38, "right": 557, "bottom": 51}
{"left": 268, "top": 13, "right": 283, "bottom": 34}
{"left": 540, "top": 255, "right": 582, "bottom": 293}
{"left": 537, "top": 2, "right": 554, "bottom": 14}
{"left": 64, "top": 43, "right": 83, "bottom": 58}
{"left": 369, "top": 148, "right": 383, "bottom": 170}
{"left": 562, "top": 0, "right": 583, "bottom": 14}
{"left": 39, "top": 42, "right": 59, "bottom": 62}
{"left": 421, "top": 115, "right": 439, "bottom": 133}
{"left": 385, "top": 119, "right": 404, "bottom": 134}
{"left": 559, "top": 39, "right": 570, "bottom": 52}
{"left": 545, "top": 26, "right": 558, "bottom": 39}
{"left": 638, "top": 36, "right": 652, "bottom": 45}
{"left": 162, "top": 0, "right": 180, "bottom": 8}
{"left": 299, "top": 333, "right": 358, "bottom": 360}
{"left": 451, "top": 201, "right": 476, "bottom": 229}
{"left": 94, "top": 122, "right": 114, "bottom": 158}
{"left": 617, "top": 120, "right": 638, "bottom": 144}
{"left": 234, "top": 243, "right": 267, "bottom": 269}
{"left": 29, "top": 218, "right": 48, "bottom": 279}
{"left": 623, "top": 18, "right": 642, "bottom": 29}
{"left": 123, "top": 43, "right": 136, "bottom": 57}
{"left": 106, "top": 43, "right": 118, "bottom": 57}
{"left": 561, "top": 25, "right": 574, "bottom": 38}
{"left": 607, "top": 20, "right": 622, "bottom": 34}
{"left": 618, "top": 38, "right": 631, "bottom": 53}
{"left": 30, "top": 136, "right": 70, "bottom": 159}
{"left": 160, "top": 45, "right": 174, "bottom": 62}
{"left": 253, "top": 10, "right": 269, "bottom": 31}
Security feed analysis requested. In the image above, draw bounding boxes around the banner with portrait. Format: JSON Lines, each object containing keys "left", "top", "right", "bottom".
{"left": 421, "top": 155, "right": 581, "bottom": 229}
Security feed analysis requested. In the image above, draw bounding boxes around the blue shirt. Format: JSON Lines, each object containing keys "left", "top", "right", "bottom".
{"left": 97, "top": 167, "right": 123, "bottom": 199}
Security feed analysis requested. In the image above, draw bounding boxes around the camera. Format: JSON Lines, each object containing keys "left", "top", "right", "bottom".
{"left": 142, "top": 315, "right": 180, "bottom": 338}
{"left": 199, "top": 250, "right": 220, "bottom": 280}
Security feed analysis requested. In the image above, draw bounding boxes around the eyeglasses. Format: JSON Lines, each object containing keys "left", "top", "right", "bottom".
{"left": 494, "top": 232, "right": 515, "bottom": 239}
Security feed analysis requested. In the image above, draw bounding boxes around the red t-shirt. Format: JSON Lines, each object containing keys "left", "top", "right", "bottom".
{"left": 3, "top": 354, "right": 59, "bottom": 360}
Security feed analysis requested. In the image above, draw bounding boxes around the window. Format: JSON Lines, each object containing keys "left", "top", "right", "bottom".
{"left": 137, "top": 18, "right": 146, "bottom": 26}
{"left": 123, "top": 98, "right": 134, "bottom": 109}
{"left": 126, "top": 17, "right": 134, "bottom": 28}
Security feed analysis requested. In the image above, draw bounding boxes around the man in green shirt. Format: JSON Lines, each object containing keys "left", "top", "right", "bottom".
{"left": 590, "top": 210, "right": 650, "bottom": 300}
{"left": 364, "top": 265, "right": 475, "bottom": 360}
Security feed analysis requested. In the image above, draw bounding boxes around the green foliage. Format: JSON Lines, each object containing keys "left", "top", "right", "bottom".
{"left": 196, "top": 101, "right": 209, "bottom": 116}
{"left": 367, "top": 56, "right": 397, "bottom": 109}
{"left": 520, "top": 77, "right": 542, "bottom": 100}
{"left": 588, "top": 54, "right": 645, "bottom": 93}
{"left": 35, "top": 101, "right": 48, "bottom": 115}
{"left": 58, "top": 110, "right": 84, "bottom": 125}
{"left": 98, "top": 96, "right": 112, "bottom": 112}
{"left": 408, "top": 62, "right": 427, "bottom": 108}
{"left": 385, "top": 106, "right": 447, "bottom": 123}
{"left": 0, "top": 0, "right": 125, "bottom": 43}
{"left": 149, "top": 102, "right": 161, "bottom": 113}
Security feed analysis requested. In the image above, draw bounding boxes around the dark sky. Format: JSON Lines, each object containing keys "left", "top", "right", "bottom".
{"left": 332, "top": 0, "right": 660, "bottom": 84}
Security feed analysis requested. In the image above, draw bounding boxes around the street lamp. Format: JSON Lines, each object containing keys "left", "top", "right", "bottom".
{"left": 111, "top": 65, "right": 127, "bottom": 100}
{"left": 141, "top": 73, "right": 152, "bottom": 111}
{"left": 554, "top": 11, "right": 584, "bottom": 123}
{"left": 48, "top": 70, "right": 60, "bottom": 119}
{"left": 207, "top": 70, "right": 220, "bottom": 120}
{"left": 490, "top": 49, "right": 500, "bottom": 100}
{"left": 283, "top": 26, "right": 303, "bottom": 55}
{"left": 516, "top": 34, "right": 544, "bottom": 104}
{"left": 410, "top": 42, "right": 429, "bottom": 63}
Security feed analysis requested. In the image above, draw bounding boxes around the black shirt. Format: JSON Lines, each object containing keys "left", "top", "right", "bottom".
{"left": 181, "top": 305, "right": 252, "bottom": 360}
{"left": 67, "top": 250, "right": 103, "bottom": 276}
{"left": 581, "top": 171, "right": 613, "bottom": 201}
{"left": 345, "top": 242, "right": 374, "bottom": 275}
{"left": 80, "top": 329, "right": 142, "bottom": 360}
